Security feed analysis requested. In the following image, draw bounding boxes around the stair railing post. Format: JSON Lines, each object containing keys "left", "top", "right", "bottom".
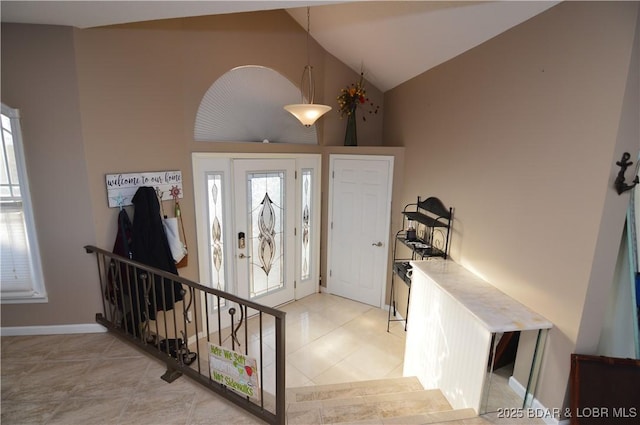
{"left": 275, "top": 314, "right": 286, "bottom": 425}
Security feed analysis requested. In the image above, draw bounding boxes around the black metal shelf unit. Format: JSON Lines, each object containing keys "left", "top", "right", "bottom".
{"left": 387, "top": 196, "right": 453, "bottom": 331}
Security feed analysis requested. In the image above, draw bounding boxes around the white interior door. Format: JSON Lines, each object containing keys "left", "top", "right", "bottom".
{"left": 233, "top": 159, "right": 296, "bottom": 307}
{"left": 327, "top": 155, "right": 394, "bottom": 307}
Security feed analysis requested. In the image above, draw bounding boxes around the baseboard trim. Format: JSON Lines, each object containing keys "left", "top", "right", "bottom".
{"left": 508, "top": 376, "right": 569, "bottom": 425}
{"left": 383, "top": 304, "right": 407, "bottom": 326}
{"left": 1, "top": 323, "right": 107, "bottom": 336}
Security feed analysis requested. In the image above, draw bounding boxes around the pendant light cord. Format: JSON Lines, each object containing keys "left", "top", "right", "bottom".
{"left": 306, "top": 7, "right": 311, "bottom": 67}
{"left": 302, "top": 7, "right": 315, "bottom": 104}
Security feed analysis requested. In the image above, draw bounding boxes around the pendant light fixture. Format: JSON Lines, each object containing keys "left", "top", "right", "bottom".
{"left": 284, "top": 7, "right": 332, "bottom": 127}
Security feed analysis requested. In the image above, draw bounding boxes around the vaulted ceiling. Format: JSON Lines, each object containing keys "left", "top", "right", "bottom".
{"left": 1, "top": 1, "right": 560, "bottom": 91}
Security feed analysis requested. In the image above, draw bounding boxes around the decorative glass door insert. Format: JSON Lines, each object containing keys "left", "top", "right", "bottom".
{"left": 206, "top": 172, "right": 227, "bottom": 308}
{"left": 247, "top": 171, "right": 285, "bottom": 298}
{"left": 301, "top": 169, "right": 312, "bottom": 281}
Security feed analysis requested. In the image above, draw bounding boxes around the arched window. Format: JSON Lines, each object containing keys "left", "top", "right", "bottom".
{"left": 194, "top": 65, "right": 320, "bottom": 144}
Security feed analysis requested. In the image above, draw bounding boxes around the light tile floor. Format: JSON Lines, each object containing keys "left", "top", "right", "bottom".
{"left": 1, "top": 292, "right": 540, "bottom": 424}
{"left": 270, "top": 292, "right": 407, "bottom": 388}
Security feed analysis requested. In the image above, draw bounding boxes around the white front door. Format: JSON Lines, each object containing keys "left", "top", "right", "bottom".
{"left": 233, "top": 159, "right": 295, "bottom": 307}
{"left": 193, "top": 154, "right": 321, "bottom": 330}
{"left": 327, "top": 155, "right": 394, "bottom": 307}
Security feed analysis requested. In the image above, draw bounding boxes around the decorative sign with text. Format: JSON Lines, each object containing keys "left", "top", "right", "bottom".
{"left": 208, "top": 343, "right": 260, "bottom": 400}
{"left": 105, "top": 170, "right": 182, "bottom": 208}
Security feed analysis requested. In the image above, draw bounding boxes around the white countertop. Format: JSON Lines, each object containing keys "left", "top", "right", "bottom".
{"left": 411, "top": 259, "right": 552, "bottom": 333}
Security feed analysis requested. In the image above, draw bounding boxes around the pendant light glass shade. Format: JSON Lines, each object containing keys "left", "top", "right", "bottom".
{"left": 284, "top": 8, "right": 331, "bottom": 127}
{"left": 284, "top": 103, "right": 332, "bottom": 127}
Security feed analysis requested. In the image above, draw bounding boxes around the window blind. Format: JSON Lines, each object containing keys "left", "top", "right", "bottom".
{"left": 1, "top": 105, "right": 46, "bottom": 302}
{"left": 1, "top": 203, "right": 35, "bottom": 294}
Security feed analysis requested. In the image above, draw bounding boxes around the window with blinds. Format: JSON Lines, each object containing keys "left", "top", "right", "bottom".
{"left": 1, "top": 104, "right": 47, "bottom": 303}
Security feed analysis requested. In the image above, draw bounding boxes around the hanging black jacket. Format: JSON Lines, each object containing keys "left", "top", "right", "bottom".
{"left": 107, "top": 208, "right": 133, "bottom": 301}
{"left": 131, "top": 186, "right": 183, "bottom": 320}
{"left": 113, "top": 208, "right": 133, "bottom": 259}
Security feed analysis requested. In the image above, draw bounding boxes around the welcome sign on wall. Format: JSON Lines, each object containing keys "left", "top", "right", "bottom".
{"left": 105, "top": 170, "right": 183, "bottom": 208}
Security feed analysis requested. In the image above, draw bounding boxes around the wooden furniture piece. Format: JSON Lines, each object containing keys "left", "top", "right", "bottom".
{"left": 570, "top": 353, "right": 640, "bottom": 424}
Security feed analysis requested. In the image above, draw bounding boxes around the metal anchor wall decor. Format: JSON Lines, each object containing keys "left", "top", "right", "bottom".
{"left": 614, "top": 152, "right": 639, "bottom": 195}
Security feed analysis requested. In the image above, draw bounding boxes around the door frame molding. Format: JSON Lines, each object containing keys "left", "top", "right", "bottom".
{"left": 192, "top": 152, "right": 322, "bottom": 305}
{"left": 326, "top": 154, "right": 394, "bottom": 308}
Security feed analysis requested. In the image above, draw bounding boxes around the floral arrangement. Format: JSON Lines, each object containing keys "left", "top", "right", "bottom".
{"left": 337, "top": 73, "right": 380, "bottom": 121}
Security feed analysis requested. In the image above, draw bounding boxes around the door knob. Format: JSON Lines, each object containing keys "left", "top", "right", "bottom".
{"left": 238, "top": 253, "right": 251, "bottom": 259}
{"left": 372, "top": 242, "right": 383, "bottom": 247}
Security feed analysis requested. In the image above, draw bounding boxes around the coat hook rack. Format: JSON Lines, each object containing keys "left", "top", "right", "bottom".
{"left": 614, "top": 152, "right": 639, "bottom": 195}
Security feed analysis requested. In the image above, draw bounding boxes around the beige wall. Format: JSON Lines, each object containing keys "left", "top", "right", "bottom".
{"left": 0, "top": 10, "right": 386, "bottom": 327}
{"left": 74, "top": 11, "right": 384, "bottom": 263}
{"left": 1, "top": 24, "right": 101, "bottom": 326}
{"left": 383, "top": 1, "right": 639, "bottom": 414}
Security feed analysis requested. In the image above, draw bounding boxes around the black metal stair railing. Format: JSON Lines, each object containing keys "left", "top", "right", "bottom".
{"left": 84, "top": 245, "right": 286, "bottom": 425}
